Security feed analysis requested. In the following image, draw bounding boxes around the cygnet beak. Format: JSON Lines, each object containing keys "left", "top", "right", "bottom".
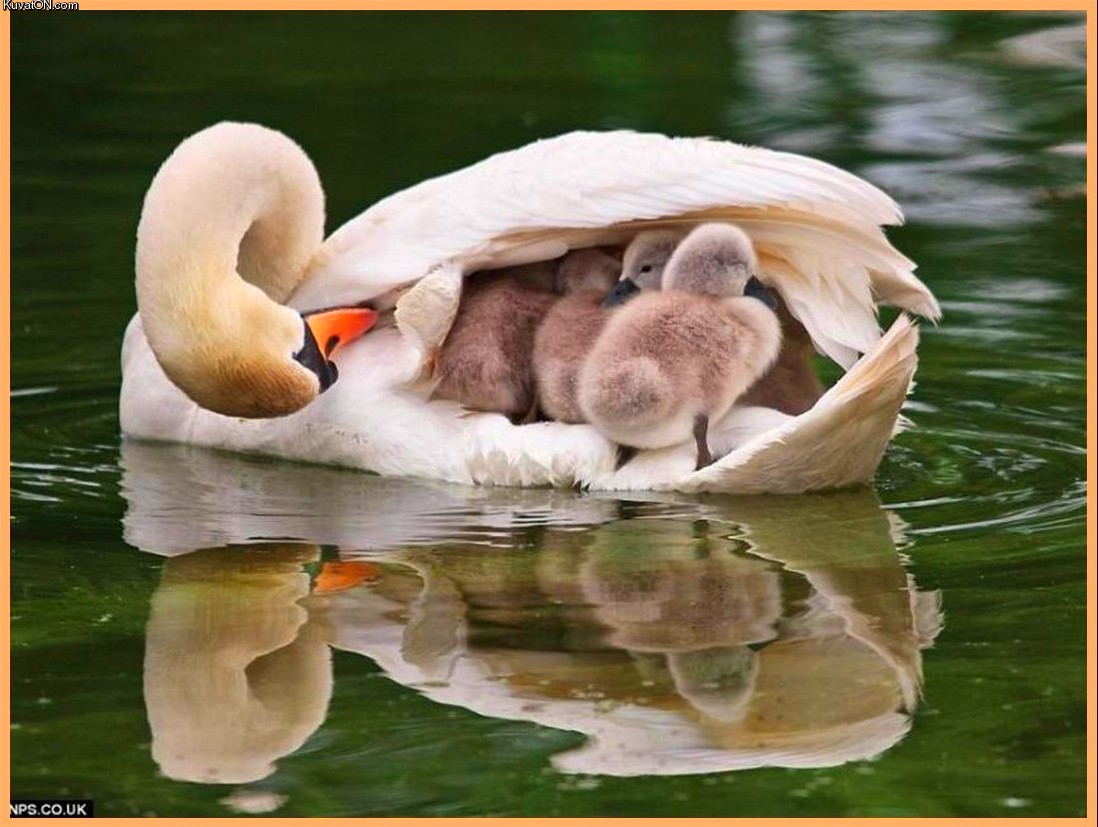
{"left": 600, "top": 278, "right": 641, "bottom": 308}
{"left": 295, "top": 305, "right": 379, "bottom": 392}
{"left": 744, "top": 277, "right": 778, "bottom": 310}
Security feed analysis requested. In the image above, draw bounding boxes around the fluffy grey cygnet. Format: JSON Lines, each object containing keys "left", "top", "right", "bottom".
{"left": 600, "top": 229, "right": 686, "bottom": 308}
{"left": 533, "top": 235, "right": 680, "bottom": 424}
{"left": 578, "top": 223, "right": 783, "bottom": 470}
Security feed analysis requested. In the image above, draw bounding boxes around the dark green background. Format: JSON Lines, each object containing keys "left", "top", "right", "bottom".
{"left": 9, "top": 11, "right": 1087, "bottom": 817}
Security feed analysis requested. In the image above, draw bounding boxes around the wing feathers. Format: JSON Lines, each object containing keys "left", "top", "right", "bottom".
{"left": 292, "top": 130, "right": 936, "bottom": 364}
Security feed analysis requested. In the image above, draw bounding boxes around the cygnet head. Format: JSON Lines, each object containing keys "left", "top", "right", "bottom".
{"left": 662, "top": 223, "right": 760, "bottom": 298}
{"left": 621, "top": 229, "right": 686, "bottom": 290}
{"left": 554, "top": 248, "right": 621, "bottom": 295}
{"left": 601, "top": 229, "right": 685, "bottom": 308}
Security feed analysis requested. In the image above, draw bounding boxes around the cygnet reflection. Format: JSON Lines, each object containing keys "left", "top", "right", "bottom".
{"left": 324, "top": 494, "right": 941, "bottom": 776}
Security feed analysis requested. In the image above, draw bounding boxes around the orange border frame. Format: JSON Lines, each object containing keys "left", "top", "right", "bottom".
{"left": 1, "top": 4, "right": 1093, "bottom": 825}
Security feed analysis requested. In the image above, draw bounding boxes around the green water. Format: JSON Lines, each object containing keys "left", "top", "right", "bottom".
{"left": 9, "top": 11, "right": 1087, "bottom": 818}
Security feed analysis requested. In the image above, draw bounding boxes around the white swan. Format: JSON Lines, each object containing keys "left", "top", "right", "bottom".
{"left": 121, "top": 122, "right": 939, "bottom": 493}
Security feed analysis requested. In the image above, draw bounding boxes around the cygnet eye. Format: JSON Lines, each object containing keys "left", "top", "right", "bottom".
{"left": 640, "top": 265, "right": 653, "bottom": 274}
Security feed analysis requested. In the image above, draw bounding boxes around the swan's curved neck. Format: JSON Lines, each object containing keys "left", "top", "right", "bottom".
{"left": 134, "top": 123, "right": 327, "bottom": 417}
{"left": 136, "top": 122, "right": 325, "bottom": 308}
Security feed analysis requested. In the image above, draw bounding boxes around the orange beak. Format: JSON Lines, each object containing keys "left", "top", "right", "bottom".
{"left": 303, "top": 306, "right": 379, "bottom": 359}
{"left": 313, "top": 561, "right": 382, "bottom": 595}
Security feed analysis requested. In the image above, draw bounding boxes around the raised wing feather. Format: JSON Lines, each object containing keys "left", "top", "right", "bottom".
{"left": 292, "top": 131, "right": 938, "bottom": 367}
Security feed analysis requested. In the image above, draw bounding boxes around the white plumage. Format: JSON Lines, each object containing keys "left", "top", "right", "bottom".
{"left": 120, "top": 123, "right": 938, "bottom": 493}
{"left": 294, "top": 131, "right": 937, "bottom": 369}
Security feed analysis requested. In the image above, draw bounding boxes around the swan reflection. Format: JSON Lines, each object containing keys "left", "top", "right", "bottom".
{"left": 143, "top": 544, "right": 331, "bottom": 784}
{"left": 124, "top": 441, "right": 941, "bottom": 781}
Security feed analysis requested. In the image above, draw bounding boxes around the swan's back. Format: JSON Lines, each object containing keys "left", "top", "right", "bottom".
{"left": 293, "top": 130, "right": 937, "bottom": 371}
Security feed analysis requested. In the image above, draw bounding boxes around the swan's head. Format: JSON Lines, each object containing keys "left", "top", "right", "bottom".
{"left": 601, "top": 229, "right": 684, "bottom": 307}
{"left": 135, "top": 121, "right": 378, "bottom": 419}
{"left": 554, "top": 248, "right": 621, "bottom": 295}
{"left": 663, "top": 223, "right": 776, "bottom": 308}
{"left": 139, "top": 277, "right": 377, "bottom": 419}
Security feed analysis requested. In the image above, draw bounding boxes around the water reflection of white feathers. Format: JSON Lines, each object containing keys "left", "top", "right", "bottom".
{"left": 125, "top": 442, "right": 941, "bottom": 783}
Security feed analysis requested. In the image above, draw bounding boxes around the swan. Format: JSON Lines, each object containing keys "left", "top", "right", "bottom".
{"left": 578, "top": 224, "right": 783, "bottom": 470}
{"left": 121, "top": 122, "right": 940, "bottom": 493}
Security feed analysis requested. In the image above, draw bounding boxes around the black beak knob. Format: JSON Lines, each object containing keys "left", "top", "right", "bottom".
{"left": 744, "top": 276, "right": 778, "bottom": 310}
{"left": 293, "top": 319, "right": 339, "bottom": 392}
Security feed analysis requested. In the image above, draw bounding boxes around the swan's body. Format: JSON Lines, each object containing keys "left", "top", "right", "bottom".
{"left": 579, "top": 225, "right": 782, "bottom": 467}
{"left": 121, "top": 123, "right": 939, "bottom": 493}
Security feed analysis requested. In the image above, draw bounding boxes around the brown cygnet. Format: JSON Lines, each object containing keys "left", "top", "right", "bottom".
{"left": 533, "top": 249, "right": 621, "bottom": 423}
{"left": 738, "top": 295, "right": 824, "bottom": 415}
{"left": 432, "top": 250, "right": 619, "bottom": 421}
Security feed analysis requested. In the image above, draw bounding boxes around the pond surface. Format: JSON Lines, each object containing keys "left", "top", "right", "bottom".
{"left": 9, "top": 11, "right": 1087, "bottom": 818}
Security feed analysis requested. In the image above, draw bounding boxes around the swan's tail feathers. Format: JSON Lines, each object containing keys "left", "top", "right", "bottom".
{"left": 822, "top": 313, "right": 920, "bottom": 410}
{"left": 684, "top": 315, "right": 919, "bottom": 495}
{"left": 744, "top": 210, "right": 932, "bottom": 368}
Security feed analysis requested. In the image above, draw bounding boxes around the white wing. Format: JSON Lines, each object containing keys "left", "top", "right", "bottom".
{"left": 292, "top": 130, "right": 938, "bottom": 368}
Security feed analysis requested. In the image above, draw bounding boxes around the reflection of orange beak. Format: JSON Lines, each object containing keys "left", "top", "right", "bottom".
{"left": 303, "top": 307, "right": 379, "bottom": 359}
{"left": 313, "top": 561, "right": 382, "bottom": 595}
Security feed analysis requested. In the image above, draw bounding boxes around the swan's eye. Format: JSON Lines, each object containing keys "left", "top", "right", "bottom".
{"left": 640, "top": 265, "right": 653, "bottom": 274}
